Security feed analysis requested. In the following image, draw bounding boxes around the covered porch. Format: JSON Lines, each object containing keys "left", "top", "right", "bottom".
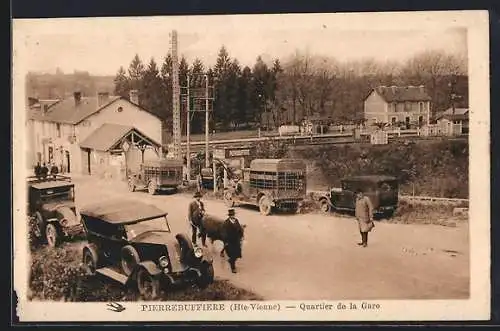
{"left": 79, "top": 123, "right": 161, "bottom": 180}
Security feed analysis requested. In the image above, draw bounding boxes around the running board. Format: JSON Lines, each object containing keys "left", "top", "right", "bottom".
{"left": 96, "top": 267, "right": 129, "bottom": 285}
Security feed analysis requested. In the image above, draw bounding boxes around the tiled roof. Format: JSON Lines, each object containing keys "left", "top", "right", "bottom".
{"left": 371, "top": 86, "right": 432, "bottom": 102}
{"left": 79, "top": 123, "right": 134, "bottom": 151}
{"left": 439, "top": 114, "right": 469, "bottom": 121}
{"left": 442, "top": 108, "right": 469, "bottom": 116}
{"left": 79, "top": 123, "right": 161, "bottom": 151}
{"left": 27, "top": 96, "right": 121, "bottom": 124}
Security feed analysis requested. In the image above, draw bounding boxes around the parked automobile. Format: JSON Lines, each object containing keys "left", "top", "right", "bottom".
{"left": 318, "top": 175, "right": 399, "bottom": 218}
{"left": 27, "top": 175, "right": 83, "bottom": 247}
{"left": 80, "top": 199, "right": 214, "bottom": 299}
{"left": 223, "top": 158, "right": 307, "bottom": 215}
{"left": 128, "top": 159, "right": 184, "bottom": 195}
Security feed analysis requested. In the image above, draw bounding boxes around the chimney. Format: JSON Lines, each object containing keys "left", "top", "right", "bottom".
{"left": 97, "top": 91, "right": 110, "bottom": 107}
{"left": 391, "top": 85, "right": 397, "bottom": 93}
{"left": 419, "top": 85, "right": 425, "bottom": 92}
{"left": 74, "top": 91, "right": 82, "bottom": 106}
{"left": 129, "top": 90, "right": 139, "bottom": 105}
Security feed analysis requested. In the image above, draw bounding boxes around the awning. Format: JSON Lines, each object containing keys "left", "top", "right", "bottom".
{"left": 79, "top": 123, "right": 161, "bottom": 152}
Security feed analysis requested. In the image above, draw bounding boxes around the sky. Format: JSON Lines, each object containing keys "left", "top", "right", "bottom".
{"left": 13, "top": 12, "right": 469, "bottom": 76}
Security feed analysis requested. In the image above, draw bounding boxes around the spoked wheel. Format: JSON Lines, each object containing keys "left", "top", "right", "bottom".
{"left": 148, "top": 181, "right": 157, "bottom": 195}
{"left": 224, "top": 191, "right": 234, "bottom": 207}
{"left": 128, "top": 179, "right": 136, "bottom": 192}
{"left": 137, "top": 267, "right": 161, "bottom": 300}
{"left": 258, "top": 196, "right": 272, "bottom": 216}
{"left": 45, "top": 223, "right": 60, "bottom": 248}
{"left": 319, "top": 199, "right": 331, "bottom": 214}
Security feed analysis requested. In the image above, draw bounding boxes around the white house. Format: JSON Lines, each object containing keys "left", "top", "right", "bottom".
{"left": 364, "top": 85, "right": 432, "bottom": 127}
{"left": 26, "top": 90, "right": 164, "bottom": 179}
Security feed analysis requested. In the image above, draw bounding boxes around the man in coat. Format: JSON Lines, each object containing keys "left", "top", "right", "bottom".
{"left": 222, "top": 208, "right": 245, "bottom": 273}
{"left": 355, "top": 191, "right": 375, "bottom": 247}
{"left": 188, "top": 191, "right": 206, "bottom": 246}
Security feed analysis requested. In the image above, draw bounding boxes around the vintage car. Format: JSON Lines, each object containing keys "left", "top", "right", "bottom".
{"left": 128, "top": 159, "right": 184, "bottom": 195}
{"left": 27, "top": 175, "right": 83, "bottom": 247}
{"left": 318, "top": 175, "right": 399, "bottom": 218}
{"left": 80, "top": 199, "right": 214, "bottom": 299}
{"left": 223, "top": 158, "right": 307, "bottom": 216}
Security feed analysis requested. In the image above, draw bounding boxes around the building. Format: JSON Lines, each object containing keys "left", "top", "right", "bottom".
{"left": 26, "top": 90, "right": 163, "bottom": 179}
{"left": 363, "top": 85, "right": 432, "bottom": 127}
{"left": 435, "top": 107, "right": 469, "bottom": 135}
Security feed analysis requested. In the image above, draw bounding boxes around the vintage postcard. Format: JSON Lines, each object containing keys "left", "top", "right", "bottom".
{"left": 12, "top": 10, "right": 490, "bottom": 322}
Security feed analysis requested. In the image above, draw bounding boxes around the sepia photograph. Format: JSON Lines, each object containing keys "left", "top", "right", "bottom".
{"left": 12, "top": 10, "right": 490, "bottom": 322}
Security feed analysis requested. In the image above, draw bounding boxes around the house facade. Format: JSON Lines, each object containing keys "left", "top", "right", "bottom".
{"left": 364, "top": 85, "right": 432, "bottom": 127}
{"left": 435, "top": 107, "right": 469, "bottom": 135}
{"left": 26, "top": 90, "right": 163, "bottom": 179}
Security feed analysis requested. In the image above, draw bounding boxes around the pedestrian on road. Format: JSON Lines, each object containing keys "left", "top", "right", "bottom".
{"left": 355, "top": 191, "right": 374, "bottom": 247}
{"left": 222, "top": 208, "right": 245, "bottom": 273}
{"left": 188, "top": 191, "right": 206, "bottom": 246}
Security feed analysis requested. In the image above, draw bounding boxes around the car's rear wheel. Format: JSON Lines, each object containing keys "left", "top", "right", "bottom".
{"left": 137, "top": 267, "right": 160, "bottom": 300}
{"left": 258, "top": 195, "right": 272, "bottom": 216}
{"left": 83, "top": 247, "right": 99, "bottom": 276}
{"left": 121, "top": 245, "right": 140, "bottom": 276}
{"left": 319, "top": 198, "right": 331, "bottom": 213}
{"left": 148, "top": 181, "right": 157, "bottom": 195}
{"left": 45, "top": 223, "right": 60, "bottom": 248}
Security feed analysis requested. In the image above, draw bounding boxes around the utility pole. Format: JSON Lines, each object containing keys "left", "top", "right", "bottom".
{"left": 186, "top": 75, "right": 191, "bottom": 181}
{"left": 205, "top": 74, "right": 209, "bottom": 168}
{"left": 170, "top": 30, "right": 181, "bottom": 160}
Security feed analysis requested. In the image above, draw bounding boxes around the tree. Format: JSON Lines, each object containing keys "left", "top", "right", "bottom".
{"left": 238, "top": 66, "right": 256, "bottom": 126}
{"left": 160, "top": 53, "right": 173, "bottom": 129}
{"left": 113, "top": 66, "right": 130, "bottom": 98}
{"left": 140, "top": 58, "right": 166, "bottom": 120}
{"left": 179, "top": 56, "right": 189, "bottom": 135}
{"left": 252, "top": 56, "right": 270, "bottom": 127}
{"left": 189, "top": 58, "right": 206, "bottom": 133}
{"left": 128, "top": 54, "right": 145, "bottom": 90}
{"left": 213, "top": 46, "right": 233, "bottom": 130}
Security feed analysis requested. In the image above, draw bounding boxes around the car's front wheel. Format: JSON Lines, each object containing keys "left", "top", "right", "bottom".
{"left": 197, "top": 262, "right": 214, "bottom": 289}
{"left": 137, "top": 267, "right": 161, "bottom": 300}
{"left": 45, "top": 223, "right": 60, "bottom": 248}
{"left": 319, "top": 198, "right": 331, "bottom": 213}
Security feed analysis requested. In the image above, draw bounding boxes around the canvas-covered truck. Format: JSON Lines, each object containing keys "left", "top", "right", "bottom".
{"left": 223, "top": 158, "right": 307, "bottom": 215}
{"left": 128, "top": 159, "right": 184, "bottom": 195}
{"left": 317, "top": 175, "right": 399, "bottom": 218}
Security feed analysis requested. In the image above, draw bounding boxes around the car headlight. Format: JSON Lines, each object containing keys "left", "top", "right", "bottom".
{"left": 158, "top": 256, "right": 169, "bottom": 268}
{"left": 194, "top": 247, "right": 203, "bottom": 258}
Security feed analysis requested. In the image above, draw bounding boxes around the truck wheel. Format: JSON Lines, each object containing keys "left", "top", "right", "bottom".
{"left": 121, "top": 245, "right": 141, "bottom": 276}
{"left": 319, "top": 198, "right": 331, "bottom": 213}
{"left": 45, "top": 223, "right": 60, "bottom": 248}
{"left": 83, "top": 246, "right": 100, "bottom": 275}
{"left": 128, "top": 179, "right": 136, "bottom": 192}
{"left": 148, "top": 181, "right": 157, "bottom": 195}
{"left": 224, "top": 191, "right": 234, "bottom": 207}
{"left": 259, "top": 196, "right": 272, "bottom": 216}
{"left": 137, "top": 267, "right": 161, "bottom": 300}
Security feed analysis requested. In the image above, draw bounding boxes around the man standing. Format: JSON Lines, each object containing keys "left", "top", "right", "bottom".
{"left": 355, "top": 191, "right": 374, "bottom": 247}
{"left": 222, "top": 208, "right": 245, "bottom": 273}
{"left": 188, "top": 191, "right": 206, "bottom": 246}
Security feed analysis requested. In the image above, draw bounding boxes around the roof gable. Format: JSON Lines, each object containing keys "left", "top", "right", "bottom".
{"left": 369, "top": 86, "right": 432, "bottom": 103}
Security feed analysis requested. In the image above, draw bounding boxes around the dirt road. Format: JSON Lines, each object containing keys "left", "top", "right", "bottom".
{"left": 72, "top": 176, "right": 469, "bottom": 300}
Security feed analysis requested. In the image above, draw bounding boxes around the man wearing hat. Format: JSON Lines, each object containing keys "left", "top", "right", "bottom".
{"left": 222, "top": 208, "right": 245, "bottom": 273}
{"left": 355, "top": 191, "right": 375, "bottom": 247}
{"left": 188, "top": 191, "right": 206, "bottom": 246}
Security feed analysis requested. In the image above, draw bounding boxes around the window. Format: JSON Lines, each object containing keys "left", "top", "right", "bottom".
{"left": 419, "top": 102, "right": 424, "bottom": 113}
{"left": 404, "top": 102, "right": 411, "bottom": 111}
{"left": 391, "top": 117, "right": 397, "bottom": 125}
{"left": 56, "top": 123, "right": 61, "bottom": 137}
{"left": 392, "top": 103, "right": 397, "bottom": 112}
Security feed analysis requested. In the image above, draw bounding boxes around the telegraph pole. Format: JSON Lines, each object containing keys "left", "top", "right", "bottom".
{"left": 186, "top": 75, "right": 191, "bottom": 180}
{"left": 204, "top": 74, "right": 210, "bottom": 168}
{"left": 170, "top": 30, "right": 181, "bottom": 160}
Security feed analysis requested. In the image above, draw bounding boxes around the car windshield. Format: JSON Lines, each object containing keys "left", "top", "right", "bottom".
{"left": 379, "top": 180, "right": 398, "bottom": 191}
{"left": 124, "top": 216, "right": 170, "bottom": 240}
